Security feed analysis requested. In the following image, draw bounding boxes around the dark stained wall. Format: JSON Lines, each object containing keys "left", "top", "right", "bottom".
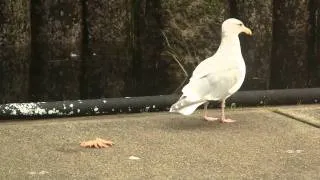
{"left": 84, "top": 0, "right": 133, "bottom": 99}
{"left": 233, "top": 0, "right": 273, "bottom": 90}
{"left": 30, "top": 0, "right": 82, "bottom": 101}
{"left": 270, "top": 0, "right": 311, "bottom": 89}
{"left": 0, "top": 0, "right": 318, "bottom": 103}
{"left": 159, "top": 0, "right": 230, "bottom": 93}
{"left": 0, "top": 1, "right": 31, "bottom": 103}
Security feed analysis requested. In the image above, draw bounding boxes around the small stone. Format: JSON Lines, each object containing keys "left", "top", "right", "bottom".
{"left": 286, "top": 150, "right": 294, "bottom": 153}
{"left": 27, "top": 171, "right": 36, "bottom": 175}
{"left": 129, "top": 156, "right": 141, "bottom": 160}
{"left": 38, "top": 170, "right": 49, "bottom": 175}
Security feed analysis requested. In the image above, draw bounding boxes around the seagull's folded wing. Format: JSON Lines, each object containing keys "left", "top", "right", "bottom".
{"left": 182, "top": 67, "right": 241, "bottom": 101}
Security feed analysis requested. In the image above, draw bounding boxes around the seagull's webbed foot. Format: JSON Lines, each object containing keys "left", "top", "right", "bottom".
{"left": 203, "top": 101, "right": 236, "bottom": 123}
{"left": 204, "top": 116, "right": 219, "bottom": 121}
{"left": 219, "top": 99, "right": 236, "bottom": 123}
{"left": 203, "top": 102, "right": 219, "bottom": 121}
{"left": 220, "top": 118, "right": 236, "bottom": 123}
{"left": 204, "top": 116, "right": 236, "bottom": 123}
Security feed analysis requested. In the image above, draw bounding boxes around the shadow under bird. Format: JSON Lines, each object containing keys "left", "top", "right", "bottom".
{"left": 170, "top": 18, "right": 252, "bottom": 123}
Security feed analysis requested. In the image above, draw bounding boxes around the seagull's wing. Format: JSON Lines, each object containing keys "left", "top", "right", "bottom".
{"left": 169, "top": 67, "right": 240, "bottom": 115}
{"left": 182, "top": 66, "right": 241, "bottom": 101}
{"left": 189, "top": 56, "right": 219, "bottom": 81}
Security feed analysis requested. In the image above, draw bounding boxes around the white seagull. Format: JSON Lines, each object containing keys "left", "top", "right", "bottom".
{"left": 169, "top": 18, "right": 252, "bottom": 123}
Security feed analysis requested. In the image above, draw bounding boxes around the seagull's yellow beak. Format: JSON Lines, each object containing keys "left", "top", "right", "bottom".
{"left": 243, "top": 26, "right": 252, "bottom": 36}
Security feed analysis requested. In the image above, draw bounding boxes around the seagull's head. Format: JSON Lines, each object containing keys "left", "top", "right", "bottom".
{"left": 222, "top": 18, "right": 252, "bottom": 36}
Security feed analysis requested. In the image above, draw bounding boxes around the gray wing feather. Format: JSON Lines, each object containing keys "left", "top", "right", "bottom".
{"left": 182, "top": 68, "right": 240, "bottom": 101}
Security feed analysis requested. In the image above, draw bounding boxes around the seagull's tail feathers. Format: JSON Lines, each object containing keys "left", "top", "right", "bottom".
{"left": 169, "top": 96, "right": 206, "bottom": 115}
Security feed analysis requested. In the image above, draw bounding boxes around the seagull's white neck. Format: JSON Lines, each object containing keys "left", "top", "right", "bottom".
{"left": 217, "top": 34, "right": 242, "bottom": 56}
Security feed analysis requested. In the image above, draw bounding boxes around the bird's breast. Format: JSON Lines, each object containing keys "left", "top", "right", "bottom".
{"left": 227, "top": 58, "right": 246, "bottom": 94}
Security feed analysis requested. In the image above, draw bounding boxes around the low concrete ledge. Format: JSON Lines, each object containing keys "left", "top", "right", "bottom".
{"left": 0, "top": 88, "right": 319, "bottom": 120}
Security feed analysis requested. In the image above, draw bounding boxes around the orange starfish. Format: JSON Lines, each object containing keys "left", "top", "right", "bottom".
{"left": 80, "top": 138, "right": 113, "bottom": 148}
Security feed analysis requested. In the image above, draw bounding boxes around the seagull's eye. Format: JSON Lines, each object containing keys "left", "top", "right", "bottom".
{"left": 238, "top": 23, "right": 243, "bottom": 26}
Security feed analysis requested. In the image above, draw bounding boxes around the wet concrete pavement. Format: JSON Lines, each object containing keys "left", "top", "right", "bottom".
{"left": 0, "top": 105, "right": 319, "bottom": 179}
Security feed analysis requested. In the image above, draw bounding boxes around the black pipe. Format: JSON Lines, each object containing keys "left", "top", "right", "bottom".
{"left": 0, "top": 88, "right": 319, "bottom": 120}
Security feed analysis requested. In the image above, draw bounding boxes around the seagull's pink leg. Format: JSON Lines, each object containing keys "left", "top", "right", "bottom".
{"left": 220, "top": 99, "right": 236, "bottom": 123}
{"left": 203, "top": 102, "right": 219, "bottom": 121}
